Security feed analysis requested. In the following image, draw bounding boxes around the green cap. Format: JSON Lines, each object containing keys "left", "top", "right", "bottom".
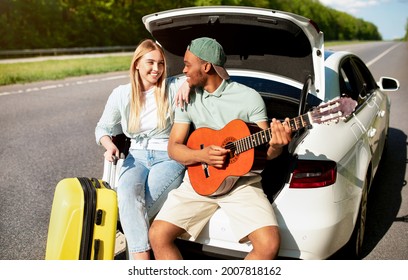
{"left": 187, "top": 37, "right": 230, "bottom": 80}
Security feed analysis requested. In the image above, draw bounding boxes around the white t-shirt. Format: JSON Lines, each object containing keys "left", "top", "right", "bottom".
{"left": 139, "top": 87, "right": 157, "bottom": 133}
{"left": 131, "top": 87, "right": 168, "bottom": 150}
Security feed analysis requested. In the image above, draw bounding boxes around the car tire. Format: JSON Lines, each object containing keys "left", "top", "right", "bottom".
{"left": 345, "top": 177, "right": 369, "bottom": 259}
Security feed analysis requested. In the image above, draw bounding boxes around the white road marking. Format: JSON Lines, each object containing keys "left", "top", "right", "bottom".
{"left": 366, "top": 43, "right": 402, "bottom": 67}
{"left": 0, "top": 74, "right": 127, "bottom": 97}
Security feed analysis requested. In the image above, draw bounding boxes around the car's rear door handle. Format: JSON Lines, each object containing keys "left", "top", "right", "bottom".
{"left": 368, "top": 128, "right": 377, "bottom": 138}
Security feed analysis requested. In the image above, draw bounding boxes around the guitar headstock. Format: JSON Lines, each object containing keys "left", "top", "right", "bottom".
{"left": 310, "top": 97, "right": 358, "bottom": 125}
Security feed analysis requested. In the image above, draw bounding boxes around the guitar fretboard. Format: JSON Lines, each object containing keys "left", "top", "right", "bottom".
{"left": 225, "top": 113, "right": 311, "bottom": 154}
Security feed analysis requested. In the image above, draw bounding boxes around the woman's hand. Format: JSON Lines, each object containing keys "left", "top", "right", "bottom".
{"left": 174, "top": 80, "right": 190, "bottom": 107}
{"left": 104, "top": 148, "right": 119, "bottom": 162}
{"left": 100, "top": 135, "right": 120, "bottom": 162}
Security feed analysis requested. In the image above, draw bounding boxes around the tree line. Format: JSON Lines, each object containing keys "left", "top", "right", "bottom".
{"left": 0, "top": 0, "right": 384, "bottom": 51}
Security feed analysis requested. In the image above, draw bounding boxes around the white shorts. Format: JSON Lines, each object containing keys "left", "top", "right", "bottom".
{"left": 154, "top": 173, "right": 278, "bottom": 242}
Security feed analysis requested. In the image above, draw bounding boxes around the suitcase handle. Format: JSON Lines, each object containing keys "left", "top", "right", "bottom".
{"left": 112, "top": 155, "right": 118, "bottom": 165}
{"left": 91, "top": 178, "right": 101, "bottom": 189}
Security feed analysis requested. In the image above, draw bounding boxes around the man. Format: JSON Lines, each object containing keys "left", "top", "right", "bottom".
{"left": 149, "top": 37, "right": 292, "bottom": 259}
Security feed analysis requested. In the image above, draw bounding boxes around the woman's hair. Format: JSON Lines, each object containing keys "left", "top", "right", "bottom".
{"left": 128, "top": 39, "right": 169, "bottom": 133}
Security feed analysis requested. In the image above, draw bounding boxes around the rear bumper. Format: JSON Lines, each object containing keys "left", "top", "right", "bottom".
{"left": 177, "top": 187, "right": 355, "bottom": 260}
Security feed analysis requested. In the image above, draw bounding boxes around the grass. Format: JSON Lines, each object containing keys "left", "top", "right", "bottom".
{"left": 325, "top": 40, "right": 372, "bottom": 46}
{"left": 0, "top": 41, "right": 373, "bottom": 86}
{"left": 0, "top": 55, "right": 132, "bottom": 86}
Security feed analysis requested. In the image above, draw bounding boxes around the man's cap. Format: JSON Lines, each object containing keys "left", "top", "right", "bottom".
{"left": 187, "top": 37, "right": 230, "bottom": 80}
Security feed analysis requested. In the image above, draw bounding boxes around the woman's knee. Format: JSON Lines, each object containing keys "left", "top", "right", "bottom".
{"left": 117, "top": 182, "right": 144, "bottom": 198}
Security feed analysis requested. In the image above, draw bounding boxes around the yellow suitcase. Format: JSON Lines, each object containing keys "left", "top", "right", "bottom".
{"left": 45, "top": 177, "right": 118, "bottom": 260}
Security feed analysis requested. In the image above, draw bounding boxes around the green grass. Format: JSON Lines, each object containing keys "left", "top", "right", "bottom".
{"left": 0, "top": 41, "right": 372, "bottom": 86}
{"left": 325, "top": 40, "right": 372, "bottom": 46}
{"left": 0, "top": 55, "right": 132, "bottom": 86}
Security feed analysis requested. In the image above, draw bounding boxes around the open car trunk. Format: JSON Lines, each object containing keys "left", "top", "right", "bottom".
{"left": 142, "top": 6, "right": 324, "bottom": 92}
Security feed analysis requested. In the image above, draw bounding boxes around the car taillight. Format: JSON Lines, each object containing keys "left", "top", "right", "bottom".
{"left": 289, "top": 160, "right": 337, "bottom": 188}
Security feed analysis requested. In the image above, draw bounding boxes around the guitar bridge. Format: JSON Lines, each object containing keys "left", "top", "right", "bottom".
{"left": 200, "top": 144, "right": 210, "bottom": 178}
{"left": 202, "top": 163, "right": 210, "bottom": 178}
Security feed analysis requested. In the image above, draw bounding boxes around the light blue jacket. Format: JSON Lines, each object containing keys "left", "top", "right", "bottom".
{"left": 95, "top": 77, "right": 184, "bottom": 145}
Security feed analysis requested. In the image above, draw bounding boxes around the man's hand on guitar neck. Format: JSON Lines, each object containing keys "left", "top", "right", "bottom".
{"left": 266, "top": 118, "right": 292, "bottom": 160}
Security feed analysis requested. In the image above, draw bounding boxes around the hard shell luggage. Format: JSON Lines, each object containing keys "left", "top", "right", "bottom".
{"left": 102, "top": 155, "right": 124, "bottom": 192}
{"left": 45, "top": 177, "right": 118, "bottom": 260}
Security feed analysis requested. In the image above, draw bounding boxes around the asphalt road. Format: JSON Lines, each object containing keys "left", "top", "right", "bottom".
{"left": 0, "top": 72, "right": 129, "bottom": 259}
{"left": 0, "top": 41, "right": 406, "bottom": 260}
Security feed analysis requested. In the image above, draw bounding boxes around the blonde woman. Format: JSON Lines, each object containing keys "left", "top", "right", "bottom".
{"left": 95, "top": 39, "right": 187, "bottom": 260}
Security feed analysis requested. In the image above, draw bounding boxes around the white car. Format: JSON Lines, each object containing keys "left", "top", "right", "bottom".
{"left": 109, "top": 6, "right": 400, "bottom": 260}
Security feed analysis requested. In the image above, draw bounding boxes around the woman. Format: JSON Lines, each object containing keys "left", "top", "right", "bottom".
{"left": 95, "top": 39, "right": 186, "bottom": 260}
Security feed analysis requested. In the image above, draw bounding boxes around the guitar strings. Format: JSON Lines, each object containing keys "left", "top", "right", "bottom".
{"left": 223, "top": 131, "right": 271, "bottom": 155}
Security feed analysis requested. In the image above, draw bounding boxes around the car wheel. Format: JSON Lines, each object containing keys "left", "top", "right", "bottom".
{"left": 346, "top": 178, "right": 369, "bottom": 259}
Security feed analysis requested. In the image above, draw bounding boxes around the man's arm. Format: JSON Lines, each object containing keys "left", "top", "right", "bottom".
{"left": 168, "top": 123, "right": 230, "bottom": 168}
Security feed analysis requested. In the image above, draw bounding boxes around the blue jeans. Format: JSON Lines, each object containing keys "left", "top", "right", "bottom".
{"left": 116, "top": 149, "right": 185, "bottom": 255}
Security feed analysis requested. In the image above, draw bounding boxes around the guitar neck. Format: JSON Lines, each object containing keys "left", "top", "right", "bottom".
{"left": 231, "top": 112, "right": 311, "bottom": 154}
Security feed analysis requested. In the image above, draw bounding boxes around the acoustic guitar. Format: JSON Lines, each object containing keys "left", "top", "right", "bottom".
{"left": 186, "top": 97, "right": 357, "bottom": 196}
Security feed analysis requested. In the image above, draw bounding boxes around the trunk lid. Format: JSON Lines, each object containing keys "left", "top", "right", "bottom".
{"left": 142, "top": 6, "right": 325, "bottom": 99}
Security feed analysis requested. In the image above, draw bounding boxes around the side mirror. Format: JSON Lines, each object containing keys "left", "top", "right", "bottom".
{"left": 378, "top": 77, "right": 400, "bottom": 91}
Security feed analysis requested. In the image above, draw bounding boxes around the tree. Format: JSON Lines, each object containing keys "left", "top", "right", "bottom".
{"left": 0, "top": 0, "right": 384, "bottom": 50}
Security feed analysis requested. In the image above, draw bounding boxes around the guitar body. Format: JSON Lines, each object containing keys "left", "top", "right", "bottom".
{"left": 187, "top": 119, "right": 256, "bottom": 196}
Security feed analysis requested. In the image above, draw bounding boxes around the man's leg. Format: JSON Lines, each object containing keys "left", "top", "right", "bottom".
{"left": 149, "top": 220, "right": 186, "bottom": 260}
{"left": 245, "top": 226, "right": 280, "bottom": 260}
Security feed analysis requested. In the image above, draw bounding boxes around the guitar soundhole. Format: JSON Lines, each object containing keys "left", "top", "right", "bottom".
{"left": 222, "top": 137, "right": 238, "bottom": 164}
{"left": 227, "top": 149, "right": 237, "bottom": 164}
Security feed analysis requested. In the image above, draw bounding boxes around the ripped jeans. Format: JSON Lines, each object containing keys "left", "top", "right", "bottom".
{"left": 116, "top": 149, "right": 185, "bottom": 256}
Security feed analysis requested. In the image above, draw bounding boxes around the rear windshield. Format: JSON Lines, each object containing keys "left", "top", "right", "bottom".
{"left": 230, "top": 76, "right": 322, "bottom": 119}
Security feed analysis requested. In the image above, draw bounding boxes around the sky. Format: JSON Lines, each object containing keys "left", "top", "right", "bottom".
{"left": 320, "top": 0, "right": 408, "bottom": 40}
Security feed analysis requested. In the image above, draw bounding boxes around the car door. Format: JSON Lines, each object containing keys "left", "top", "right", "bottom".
{"left": 339, "top": 56, "right": 383, "bottom": 171}
{"left": 351, "top": 57, "right": 388, "bottom": 172}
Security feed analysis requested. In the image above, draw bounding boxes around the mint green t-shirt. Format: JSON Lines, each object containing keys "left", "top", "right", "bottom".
{"left": 174, "top": 79, "right": 267, "bottom": 129}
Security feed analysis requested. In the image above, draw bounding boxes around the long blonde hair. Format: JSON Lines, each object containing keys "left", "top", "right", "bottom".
{"left": 128, "top": 39, "right": 169, "bottom": 133}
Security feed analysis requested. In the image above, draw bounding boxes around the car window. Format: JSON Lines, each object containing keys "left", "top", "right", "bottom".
{"left": 351, "top": 58, "right": 378, "bottom": 95}
{"left": 339, "top": 58, "right": 359, "bottom": 100}
{"left": 231, "top": 76, "right": 301, "bottom": 98}
{"left": 231, "top": 76, "right": 321, "bottom": 119}
{"left": 231, "top": 76, "right": 321, "bottom": 104}
{"left": 338, "top": 56, "right": 377, "bottom": 107}
{"left": 339, "top": 67, "right": 353, "bottom": 97}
